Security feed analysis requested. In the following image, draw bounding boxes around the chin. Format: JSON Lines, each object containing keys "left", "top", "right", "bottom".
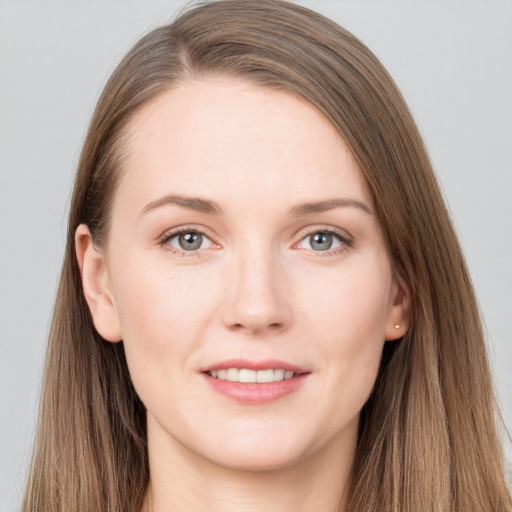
{"left": 205, "top": 443, "right": 309, "bottom": 473}
{"left": 192, "top": 422, "right": 333, "bottom": 474}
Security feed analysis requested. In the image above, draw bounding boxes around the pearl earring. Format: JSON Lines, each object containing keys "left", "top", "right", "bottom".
{"left": 394, "top": 324, "right": 400, "bottom": 329}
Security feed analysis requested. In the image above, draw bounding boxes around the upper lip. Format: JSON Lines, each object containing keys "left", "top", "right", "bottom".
{"left": 202, "top": 359, "right": 309, "bottom": 375}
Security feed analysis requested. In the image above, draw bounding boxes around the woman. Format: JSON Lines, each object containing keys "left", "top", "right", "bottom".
{"left": 22, "top": 1, "right": 511, "bottom": 510}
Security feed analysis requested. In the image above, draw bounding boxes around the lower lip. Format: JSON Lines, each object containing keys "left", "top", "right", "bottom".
{"left": 202, "top": 373, "right": 309, "bottom": 405}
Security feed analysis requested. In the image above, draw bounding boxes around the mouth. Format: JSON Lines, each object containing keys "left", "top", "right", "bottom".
{"left": 202, "top": 360, "right": 310, "bottom": 404}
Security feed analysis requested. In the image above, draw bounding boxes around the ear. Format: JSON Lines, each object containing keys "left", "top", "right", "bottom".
{"left": 385, "top": 271, "right": 412, "bottom": 341}
{"left": 75, "top": 224, "right": 122, "bottom": 342}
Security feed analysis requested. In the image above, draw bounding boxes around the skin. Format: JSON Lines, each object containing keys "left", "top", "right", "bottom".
{"left": 76, "top": 79, "right": 410, "bottom": 512}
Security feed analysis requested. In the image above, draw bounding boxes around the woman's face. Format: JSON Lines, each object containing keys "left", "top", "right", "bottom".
{"left": 79, "top": 79, "right": 408, "bottom": 472}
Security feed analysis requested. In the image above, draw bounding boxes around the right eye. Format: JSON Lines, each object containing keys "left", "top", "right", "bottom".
{"left": 163, "top": 229, "right": 214, "bottom": 253}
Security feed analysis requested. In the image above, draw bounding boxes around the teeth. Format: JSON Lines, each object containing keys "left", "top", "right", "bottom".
{"left": 239, "top": 369, "right": 256, "bottom": 383}
{"left": 226, "top": 368, "right": 239, "bottom": 381}
{"left": 274, "top": 369, "right": 285, "bottom": 381}
{"left": 208, "top": 368, "right": 297, "bottom": 383}
{"left": 256, "top": 369, "right": 273, "bottom": 383}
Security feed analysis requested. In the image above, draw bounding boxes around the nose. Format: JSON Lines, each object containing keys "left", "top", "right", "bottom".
{"left": 221, "top": 245, "right": 292, "bottom": 335}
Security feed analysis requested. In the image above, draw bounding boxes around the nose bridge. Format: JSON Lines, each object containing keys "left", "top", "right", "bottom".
{"left": 222, "top": 237, "right": 291, "bottom": 333}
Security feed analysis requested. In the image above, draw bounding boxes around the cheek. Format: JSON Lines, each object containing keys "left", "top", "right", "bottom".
{"left": 299, "top": 256, "right": 392, "bottom": 341}
{"left": 110, "top": 255, "right": 220, "bottom": 370}
{"left": 298, "top": 257, "right": 392, "bottom": 411}
{"left": 109, "top": 259, "right": 224, "bottom": 421}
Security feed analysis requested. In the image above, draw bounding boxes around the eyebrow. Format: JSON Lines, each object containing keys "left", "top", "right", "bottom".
{"left": 290, "top": 198, "right": 373, "bottom": 216}
{"left": 139, "top": 194, "right": 372, "bottom": 217}
{"left": 140, "top": 194, "right": 223, "bottom": 216}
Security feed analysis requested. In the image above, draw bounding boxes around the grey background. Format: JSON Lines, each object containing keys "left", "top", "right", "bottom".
{"left": 1, "top": 1, "right": 511, "bottom": 510}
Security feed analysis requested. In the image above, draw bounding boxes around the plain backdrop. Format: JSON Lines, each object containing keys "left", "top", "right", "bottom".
{"left": 1, "top": 1, "right": 511, "bottom": 510}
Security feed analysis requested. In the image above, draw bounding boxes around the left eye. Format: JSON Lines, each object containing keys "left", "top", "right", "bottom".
{"left": 166, "top": 231, "right": 213, "bottom": 251}
{"left": 297, "top": 231, "right": 343, "bottom": 251}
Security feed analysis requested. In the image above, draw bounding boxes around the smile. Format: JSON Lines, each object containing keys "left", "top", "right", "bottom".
{"left": 202, "top": 360, "right": 309, "bottom": 404}
{"left": 207, "top": 368, "right": 296, "bottom": 383}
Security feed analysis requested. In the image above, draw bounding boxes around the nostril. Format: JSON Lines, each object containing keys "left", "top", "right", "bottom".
{"left": 229, "top": 322, "right": 282, "bottom": 332}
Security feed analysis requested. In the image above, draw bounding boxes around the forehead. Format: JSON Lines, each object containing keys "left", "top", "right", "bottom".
{"left": 115, "top": 78, "right": 373, "bottom": 215}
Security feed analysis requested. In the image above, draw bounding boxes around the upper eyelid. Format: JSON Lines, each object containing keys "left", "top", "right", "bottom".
{"left": 294, "top": 225, "right": 353, "bottom": 242}
{"left": 160, "top": 225, "right": 214, "bottom": 242}
{"left": 165, "top": 229, "right": 213, "bottom": 243}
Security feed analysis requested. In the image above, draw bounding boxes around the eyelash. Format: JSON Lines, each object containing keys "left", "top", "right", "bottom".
{"left": 159, "top": 225, "right": 353, "bottom": 258}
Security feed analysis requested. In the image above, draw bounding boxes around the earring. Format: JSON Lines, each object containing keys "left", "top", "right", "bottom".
{"left": 394, "top": 324, "right": 400, "bottom": 329}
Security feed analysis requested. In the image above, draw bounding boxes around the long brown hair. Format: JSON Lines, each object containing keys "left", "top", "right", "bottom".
{"left": 23, "top": 1, "right": 511, "bottom": 510}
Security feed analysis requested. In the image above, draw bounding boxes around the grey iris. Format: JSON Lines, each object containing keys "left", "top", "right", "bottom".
{"left": 179, "top": 232, "right": 202, "bottom": 250}
{"left": 310, "top": 232, "right": 333, "bottom": 251}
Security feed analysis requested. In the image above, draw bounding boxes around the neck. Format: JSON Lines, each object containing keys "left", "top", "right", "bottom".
{"left": 141, "top": 419, "right": 356, "bottom": 512}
